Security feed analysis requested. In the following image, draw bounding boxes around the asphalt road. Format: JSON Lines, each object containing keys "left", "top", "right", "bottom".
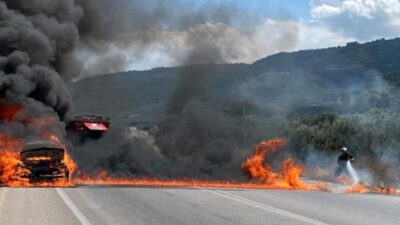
{"left": 0, "top": 186, "right": 399, "bottom": 225}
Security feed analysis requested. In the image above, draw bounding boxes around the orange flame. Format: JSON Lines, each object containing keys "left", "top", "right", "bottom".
{"left": 0, "top": 136, "right": 27, "bottom": 186}
{"left": 345, "top": 182, "right": 398, "bottom": 195}
{"left": 0, "top": 100, "right": 20, "bottom": 122}
{"left": 47, "top": 134, "right": 77, "bottom": 176}
{"left": 0, "top": 151, "right": 76, "bottom": 187}
{"left": 0, "top": 151, "right": 31, "bottom": 187}
{"left": 372, "top": 186, "right": 397, "bottom": 195}
{"left": 0, "top": 132, "right": 76, "bottom": 187}
{"left": 336, "top": 174, "right": 352, "bottom": 186}
{"left": 240, "top": 138, "right": 323, "bottom": 190}
{"left": 241, "top": 139, "right": 285, "bottom": 184}
{"left": 345, "top": 182, "right": 369, "bottom": 194}
{"left": 1, "top": 133, "right": 396, "bottom": 195}
{"left": 76, "top": 138, "right": 326, "bottom": 191}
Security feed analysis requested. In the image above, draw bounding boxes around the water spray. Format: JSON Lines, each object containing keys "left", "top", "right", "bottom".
{"left": 347, "top": 161, "right": 360, "bottom": 184}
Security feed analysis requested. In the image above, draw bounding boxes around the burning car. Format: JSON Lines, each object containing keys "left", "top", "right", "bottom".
{"left": 67, "top": 115, "right": 110, "bottom": 142}
{"left": 16, "top": 139, "right": 70, "bottom": 182}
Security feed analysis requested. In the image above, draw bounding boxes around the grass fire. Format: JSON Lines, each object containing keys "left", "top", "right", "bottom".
{"left": 0, "top": 133, "right": 324, "bottom": 190}
{"left": 0, "top": 99, "right": 397, "bottom": 197}
{"left": 74, "top": 138, "right": 326, "bottom": 190}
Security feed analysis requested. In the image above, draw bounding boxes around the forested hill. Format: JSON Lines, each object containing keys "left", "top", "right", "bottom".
{"left": 69, "top": 38, "right": 400, "bottom": 123}
{"left": 253, "top": 38, "right": 400, "bottom": 85}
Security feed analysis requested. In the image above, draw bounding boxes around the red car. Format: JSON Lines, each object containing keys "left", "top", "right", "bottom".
{"left": 67, "top": 115, "right": 110, "bottom": 142}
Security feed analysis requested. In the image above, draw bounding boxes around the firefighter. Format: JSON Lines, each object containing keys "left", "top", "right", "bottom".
{"left": 334, "top": 147, "right": 355, "bottom": 178}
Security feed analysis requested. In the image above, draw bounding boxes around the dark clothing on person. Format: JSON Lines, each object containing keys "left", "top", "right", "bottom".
{"left": 334, "top": 152, "right": 354, "bottom": 178}
{"left": 337, "top": 152, "right": 354, "bottom": 166}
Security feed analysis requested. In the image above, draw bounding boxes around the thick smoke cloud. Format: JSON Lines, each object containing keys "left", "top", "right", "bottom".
{"left": 71, "top": 39, "right": 274, "bottom": 179}
{"left": 2, "top": 0, "right": 83, "bottom": 81}
{"left": 67, "top": 0, "right": 299, "bottom": 179}
{"left": 71, "top": 126, "right": 245, "bottom": 179}
{"left": 72, "top": 0, "right": 299, "bottom": 77}
{"left": 0, "top": 0, "right": 298, "bottom": 180}
{"left": 72, "top": 62, "right": 254, "bottom": 179}
{"left": 0, "top": 0, "right": 80, "bottom": 137}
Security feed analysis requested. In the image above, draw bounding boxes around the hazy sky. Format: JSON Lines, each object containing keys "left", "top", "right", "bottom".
{"left": 79, "top": 0, "right": 400, "bottom": 73}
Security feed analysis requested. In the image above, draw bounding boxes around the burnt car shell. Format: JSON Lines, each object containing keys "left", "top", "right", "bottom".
{"left": 19, "top": 140, "right": 69, "bottom": 182}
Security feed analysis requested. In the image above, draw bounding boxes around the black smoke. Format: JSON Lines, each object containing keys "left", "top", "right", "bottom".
{"left": 70, "top": 0, "right": 298, "bottom": 77}
{"left": 68, "top": 0, "right": 294, "bottom": 180}
{"left": 0, "top": 0, "right": 84, "bottom": 147}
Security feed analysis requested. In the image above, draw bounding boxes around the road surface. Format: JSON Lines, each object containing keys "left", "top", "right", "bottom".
{"left": 0, "top": 186, "right": 399, "bottom": 225}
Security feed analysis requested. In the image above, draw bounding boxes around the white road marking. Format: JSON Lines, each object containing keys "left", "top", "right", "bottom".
{"left": 208, "top": 189, "right": 330, "bottom": 225}
{"left": 0, "top": 188, "right": 8, "bottom": 206}
{"left": 56, "top": 188, "right": 93, "bottom": 225}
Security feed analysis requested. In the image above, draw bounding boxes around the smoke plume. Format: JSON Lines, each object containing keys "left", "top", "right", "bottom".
{"left": 73, "top": 0, "right": 299, "bottom": 77}
{"left": 66, "top": 0, "right": 300, "bottom": 180}
{"left": 0, "top": 0, "right": 84, "bottom": 146}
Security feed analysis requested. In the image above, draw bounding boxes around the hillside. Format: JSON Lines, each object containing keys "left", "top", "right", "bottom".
{"left": 68, "top": 38, "right": 400, "bottom": 124}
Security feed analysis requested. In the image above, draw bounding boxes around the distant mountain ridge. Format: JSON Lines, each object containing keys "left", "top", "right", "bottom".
{"left": 69, "top": 38, "right": 400, "bottom": 124}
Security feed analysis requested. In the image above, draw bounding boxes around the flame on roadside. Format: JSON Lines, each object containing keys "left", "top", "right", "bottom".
{"left": 345, "top": 182, "right": 398, "bottom": 195}
{"left": 240, "top": 138, "right": 322, "bottom": 190}
{"left": 345, "top": 182, "right": 369, "bottom": 194}
{"left": 0, "top": 133, "right": 397, "bottom": 195}
{"left": 75, "top": 138, "right": 327, "bottom": 191}
{"left": 336, "top": 174, "right": 352, "bottom": 186}
{"left": 372, "top": 186, "right": 397, "bottom": 195}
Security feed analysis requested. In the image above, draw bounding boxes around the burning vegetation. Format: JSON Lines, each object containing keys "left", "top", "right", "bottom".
{"left": 240, "top": 138, "right": 322, "bottom": 190}
{"left": 0, "top": 104, "right": 321, "bottom": 191}
{"left": 345, "top": 182, "right": 399, "bottom": 195}
{"left": 72, "top": 138, "right": 327, "bottom": 191}
{"left": 0, "top": 135, "right": 323, "bottom": 190}
{"left": 0, "top": 92, "right": 394, "bottom": 195}
{"left": 0, "top": 103, "right": 397, "bottom": 196}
